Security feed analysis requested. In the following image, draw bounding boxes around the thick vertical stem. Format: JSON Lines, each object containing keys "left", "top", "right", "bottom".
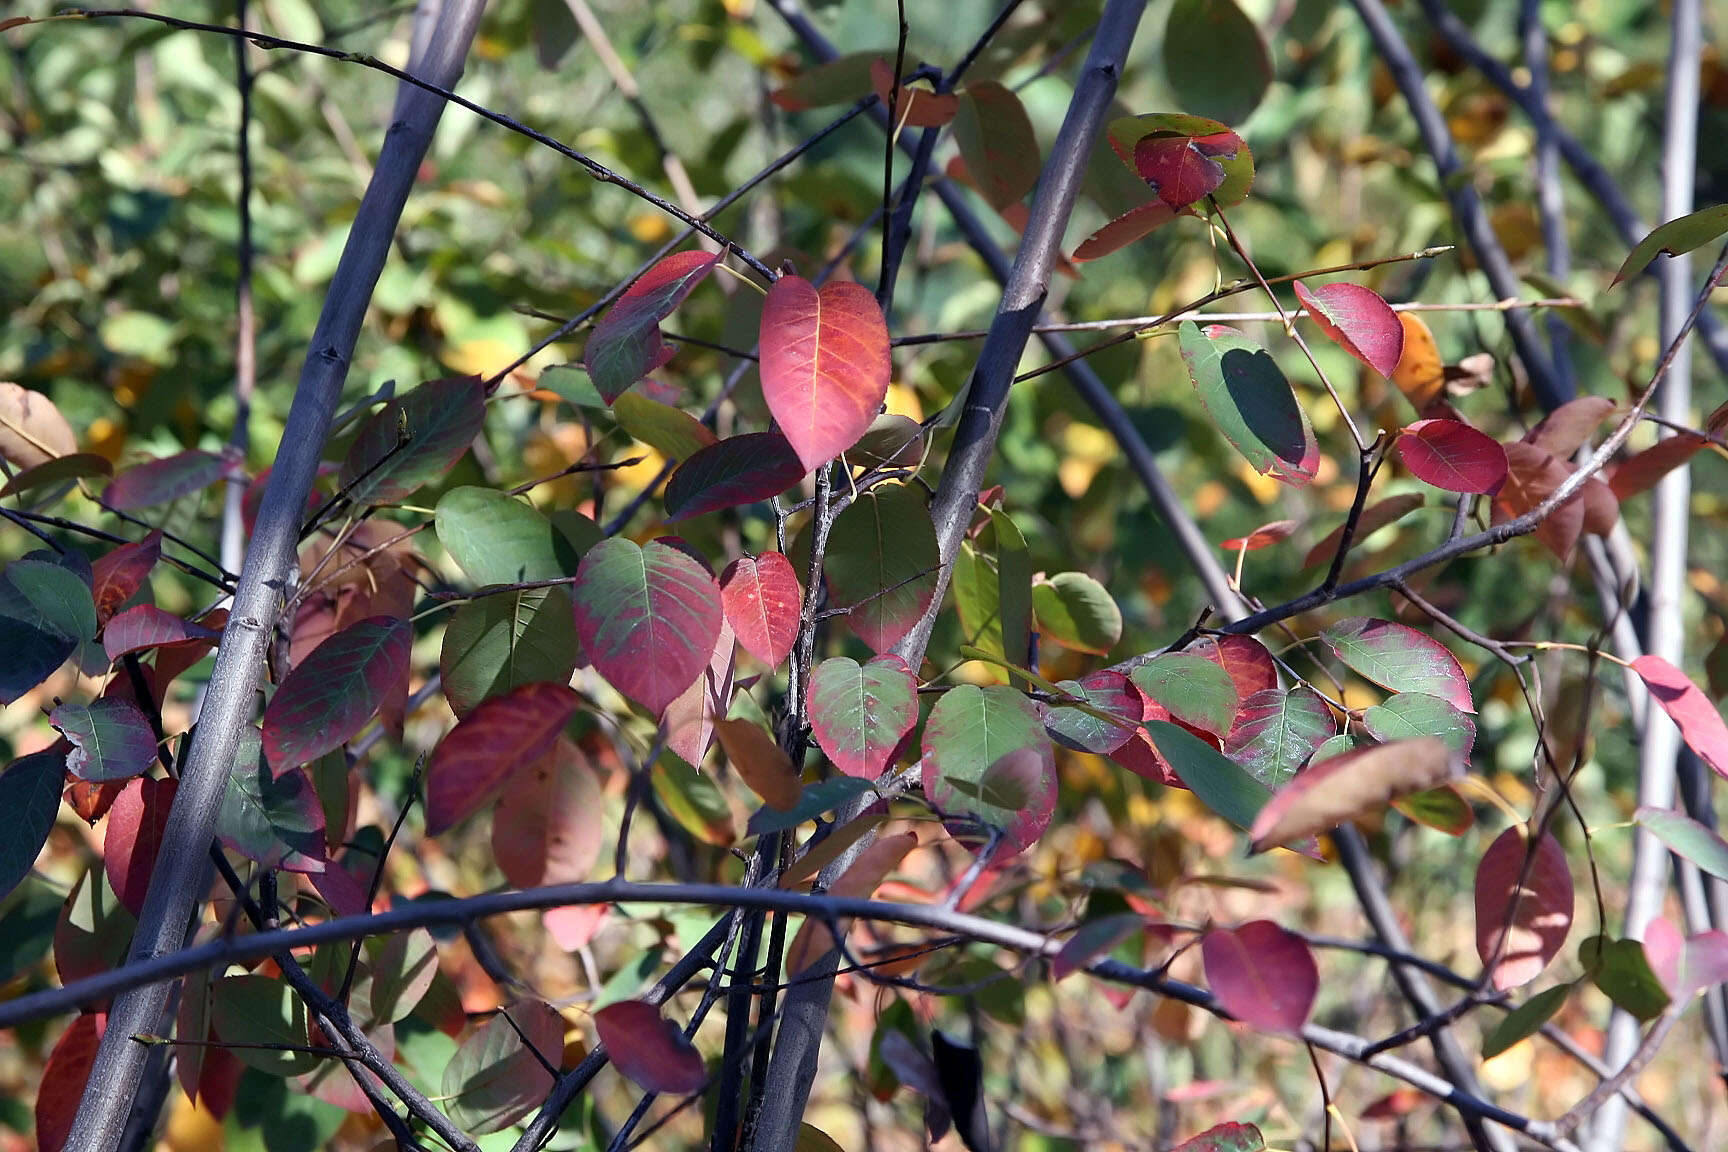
{"left": 64, "top": 5, "right": 488, "bottom": 1149}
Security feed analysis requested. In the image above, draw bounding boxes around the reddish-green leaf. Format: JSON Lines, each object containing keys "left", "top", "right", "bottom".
{"left": 1391, "top": 784, "right": 1475, "bottom": 836}
{"left": 1202, "top": 921, "right": 1317, "bottom": 1033}
{"left": 52, "top": 697, "right": 157, "bottom": 782}
{"left": 1363, "top": 691, "right": 1476, "bottom": 758}
{"left": 586, "top": 249, "right": 725, "bottom": 402}
{"left": 1633, "top": 654, "right": 1728, "bottom": 778}
{"left": 786, "top": 833, "right": 919, "bottom": 974}
{"left": 1293, "top": 281, "right": 1404, "bottom": 378}
{"left": 662, "top": 620, "right": 736, "bottom": 768}
{"left": 1320, "top": 617, "right": 1474, "bottom": 713}
{"left": 91, "top": 531, "right": 161, "bottom": 623}
{"left": 653, "top": 754, "right": 737, "bottom": 846}
{"left": 1249, "top": 737, "right": 1459, "bottom": 852}
{"left": 594, "top": 999, "right": 707, "bottom": 1095}
{"left": 1612, "top": 203, "right": 1728, "bottom": 285}
{"left": 442, "top": 1001, "right": 564, "bottom": 1133}
{"left": 492, "top": 738, "right": 604, "bottom": 888}
{"left": 1179, "top": 321, "right": 1318, "bottom": 487}
{"left": 923, "top": 685, "right": 1056, "bottom": 854}
{"left": 262, "top": 616, "right": 411, "bottom": 771}
{"left": 869, "top": 58, "right": 959, "bottom": 127}
{"left": 1164, "top": 0, "right": 1270, "bottom": 125}
{"left": 1108, "top": 114, "right": 1255, "bottom": 208}
{"left": 1302, "top": 493, "right": 1425, "bottom": 570}
{"left": 953, "top": 81, "right": 1039, "bottom": 211}
{"left": 425, "top": 681, "right": 582, "bottom": 835}
{"left": 1526, "top": 396, "right": 1615, "bottom": 458}
{"left": 1072, "top": 201, "right": 1179, "bottom": 262}
{"left": 1224, "top": 687, "right": 1336, "bottom": 790}
{"left": 104, "top": 776, "right": 178, "bottom": 915}
{"left": 36, "top": 1012, "right": 104, "bottom": 1152}
{"left": 1475, "top": 827, "right": 1574, "bottom": 991}
{"left": 211, "top": 973, "right": 318, "bottom": 1075}
{"left": 760, "top": 276, "right": 891, "bottom": 472}
{"left": 1608, "top": 433, "right": 1708, "bottom": 499}
{"left": 218, "top": 728, "right": 326, "bottom": 873}
{"left": 572, "top": 537, "right": 723, "bottom": 714}
{"left": 1134, "top": 132, "right": 1236, "bottom": 208}
{"left": 1031, "top": 571, "right": 1121, "bottom": 656}
{"left": 1043, "top": 670, "right": 1142, "bottom": 755}
{"left": 824, "top": 483, "right": 939, "bottom": 652}
{"left": 1635, "top": 805, "right": 1728, "bottom": 880}
{"left": 340, "top": 376, "right": 486, "bottom": 506}
{"left": 1172, "top": 1123, "right": 1265, "bottom": 1152}
{"left": 665, "top": 431, "right": 806, "bottom": 522}
{"left": 1132, "top": 652, "right": 1239, "bottom": 740}
{"left": 440, "top": 587, "right": 578, "bottom": 716}
{"left": 1395, "top": 419, "right": 1508, "bottom": 495}
{"left": 809, "top": 655, "right": 918, "bottom": 779}
{"left": 1190, "top": 633, "right": 1278, "bottom": 699}
{"left": 720, "top": 552, "right": 802, "bottom": 667}
{"left": 0, "top": 749, "right": 67, "bottom": 903}
{"left": 103, "top": 449, "right": 225, "bottom": 510}
{"left": 0, "top": 451, "right": 111, "bottom": 498}
{"left": 102, "top": 604, "right": 220, "bottom": 660}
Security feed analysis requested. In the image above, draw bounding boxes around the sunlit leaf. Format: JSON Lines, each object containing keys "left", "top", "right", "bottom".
{"left": 218, "top": 728, "right": 327, "bottom": 873}
{"left": 102, "top": 605, "right": 220, "bottom": 660}
{"left": 1043, "top": 670, "right": 1142, "bottom": 755}
{"left": 440, "top": 587, "right": 578, "bottom": 716}
{"left": 1481, "top": 984, "right": 1569, "bottom": 1059}
{"left": 1321, "top": 617, "right": 1474, "bottom": 713}
{"left": 1072, "top": 201, "right": 1179, "bottom": 262}
{"left": 594, "top": 999, "right": 707, "bottom": 1094}
{"left": 424, "top": 681, "right": 581, "bottom": 835}
{"left": 717, "top": 718, "right": 802, "bottom": 810}
{"left": 809, "top": 655, "right": 919, "bottom": 779}
{"left": 1145, "top": 719, "right": 1270, "bottom": 830}
{"left": 1107, "top": 113, "right": 1255, "bottom": 208}
{"left": 442, "top": 1001, "right": 563, "bottom": 1133}
{"left": 586, "top": 249, "right": 725, "bottom": 402}
{"left": 1631, "top": 654, "right": 1728, "bottom": 779}
{"left": 52, "top": 697, "right": 157, "bottom": 782}
{"left": 1132, "top": 652, "right": 1238, "bottom": 740}
{"left": 262, "top": 616, "right": 411, "bottom": 771}
{"left": 0, "top": 381, "right": 77, "bottom": 470}
{"left": 760, "top": 276, "right": 891, "bottom": 471}
{"left": 1608, "top": 433, "right": 1708, "bottom": 500}
{"left": 1396, "top": 419, "right": 1508, "bottom": 495}
{"left": 1032, "top": 571, "right": 1121, "bottom": 656}
{"left": 1221, "top": 519, "right": 1297, "bottom": 552}
{"left": 1202, "top": 920, "right": 1317, "bottom": 1034}
{"left": 1179, "top": 322, "right": 1317, "bottom": 486}
{"left": 211, "top": 974, "right": 318, "bottom": 1076}
{"left": 1612, "top": 203, "right": 1728, "bottom": 285}
{"left": 823, "top": 483, "right": 939, "bottom": 653}
{"left": 1390, "top": 784, "right": 1475, "bottom": 835}
{"left": 923, "top": 686, "right": 1056, "bottom": 854}
{"left": 652, "top": 754, "right": 736, "bottom": 845}
{"left": 720, "top": 552, "right": 802, "bottom": 667}
{"left": 1580, "top": 935, "right": 1670, "bottom": 1021}
{"left": 91, "top": 532, "right": 161, "bottom": 624}
{"left": 492, "top": 738, "right": 604, "bottom": 888}
{"left": 612, "top": 392, "right": 718, "bottom": 461}
{"left": 1292, "top": 280, "right": 1403, "bottom": 377}
{"left": 1493, "top": 442, "right": 1586, "bottom": 559}
{"left": 1249, "top": 737, "right": 1458, "bottom": 852}
{"left": 54, "top": 868, "right": 135, "bottom": 990}
{"left": 1475, "top": 827, "right": 1574, "bottom": 991}
{"left": 339, "top": 376, "right": 486, "bottom": 506}
{"left": 572, "top": 537, "right": 724, "bottom": 714}
{"left": 1526, "top": 396, "right": 1615, "bottom": 459}
{"left": 435, "top": 486, "right": 587, "bottom": 586}
{"left": 1223, "top": 687, "right": 1335, "bottom": 790}
{"left": 1635, "top": 805, "right": 1728, "bottom": 881}
{"left": 1362, "top": 691, "right": 1476, "bottom": 758}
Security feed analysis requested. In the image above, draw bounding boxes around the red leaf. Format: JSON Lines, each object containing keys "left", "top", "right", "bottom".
{"left": 1526, "top": 396, "right": 1615, "bottom": 458}
{"left": 1134, "top": 131, "right": 1240, "bottom": 209}
{"left": 760, "top": 276, "right": 892, "bottom": 471}
{"left": 1608, "top": 433, "right": 1708, "bottom": 500}
{"left": 91, "top": 531, "right": 161, "bottom": 623}
{"left": 572, "top": 537, "right": 724, "bottom": 715}
{"left": 1645, "top": 918, "right": 1728, "bottom": 999}
{"left": 952, "top": 81, "right": 1039, "bottom": 211}
{"left": 1293, "top": 281, "right": 1404, "bottom": 378}
{"left": 869, "top": 58, "right": 959, "bottom": 127}
{"left": 585, "top": 249, "right": 725, "bottom": 403}
{"left": 808, "top": 655, "right": 919, "bottom": 779}
{"left": 104, "top": 449, "right": 227, "bottom": 510}
{"left": 1493, "top": 442, "right": 1585, "bottom": 559}
{"left": 720, "top": 552, "right": 803, "bottom": 667}
{"left": 491, "top": 738, "right": 603, "bottom": 888}
{"left": 262, "top": 616, "right": 411, "bottom": 771}
{"left": 105, "top": 776, "right": 178, "bottom": 915}
{"left": 425, "top": 682, "right": 582, "bottom": 835}
{"left": 1202, "top": 920, "right": 1318, "bottom": 1033}
{"left": 1248, "top": 737, "right": 1459, "bottom": 852}
{"left": 1633, "top": 654, "right": 1728, "bottom": 779}
{"left": 36, "top": 1012, "right": 106, "bottom": 1152}
{"left": 665, "top": 432, "right": 806, "bottom": 522}
{"left": 1475, "top": 827, "right": 1574, "bottom": 990}
{"left": 1321, "top": 617, "right": 1474, "bottom": 713}
{"left": 661, "top": 621, "right": 736, "bottom": 768}
{"left": 594, "top": 1000, "right": 707, "bottom": 1095}
{"left": 1072, "top": 201, "right": 1178, "bottom": 262}
{"left": 1221, "top": 519, "right": 1297, "bottom": 551}
{"left": 102, "top": 604, "right": 220, "bottom": 660}
{"left": 1189, "top": 634, "right": 1278, "bottom": 699}
{"left": 1395, "top": 419, "right": 1509, "bottom": 495}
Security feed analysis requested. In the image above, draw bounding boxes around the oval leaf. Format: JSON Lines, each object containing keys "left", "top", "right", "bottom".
{"left": 716, "top": 718, "right": 802, "bottom": 811}
{"left": 0, "top": 382, "right": 77, "bottom": 470}
{"left": 572, "top": 537, "right": 724, "bottom": 714}
{"left": 1179, "top": 322, "right": 1318, "bottom": 486}
{"left": 102, "top": 605, "right": 220, "bottom": 661}
{"left": 1190, "top": 633, "right": 1278, "bottom": 698}
{"left": 0, "top": 452, "right": 111, "bottom": 498}
{"left": 492, "top": 738, "right": 604, "bottom": 888}
{"left": 1132, "top": 652, "right": 1239, "bottom": 740}
{"left": 262, "top": 616, "right": 411, "bottom": 771}
{"left": 53, "top": 697, "right": 157, "bottom": 782}
{"left": 809, "top": 655, "right": 918, "bottom": 779}
{"left": 760, "top": 276, "right": 891, "bottom": 472}
{"left": 425, "top": 681, "right": 582, "bottom": 835}
{"left": 1320, "top": 617, "right": 1474, "bottom": 713}
{"left": 1249, "top": 737, "right": 1460, "bottom": 852}
{"left": 1164, "top": 0, "right": 1270, "bottom": 125}
{"left": 1395, "top": 419, "right": 1508, "bottom": 495}
{"left": 1043, "top": 670, "right": 1142, "bottom": 755}
{"left": 1293, "top": 281, "right": 1404, "bottom": 378}
{"left": 1202, "top": 920, "right": 1318, "bottom": 1034}
{"left": 1613, "top": 203, "right": 1728, "bottom": 286}
{"left": 210, "top": 973, "right": 317, "bottom": 1075}
{"left": 1481, "top": 984, "right": 1569, "bottom": 1059}
{"left": 435, "top": 486, "right": 584, "bottom": 586}
{"left": 613, "top": 392, "right": 718, "bottom": 461}
{"left": 953, "top": 81, "right": 1039, "bottom": 211}
{"left": 720, "top": 552, "right": 802, "bottom": 668}
{"left": 104, "top": 450, "right": 225, "bottom": 510}
{"left": 1145, "top": 719, "right": 1271, "bottom": 831}
{"left": 665, "top": 431, "right": 805, "bottom": 522}
{"left": 594, "top": 999, "right": 707, "bottom": 1095}
{"left": 1632, "top": 654, "right": 1728, "bottom": 779}
{"left": 1634, "top": 805, "right": 1728, "bottom": 881}
{"left": 91, "top": 532, "right": 162, "bottom": 624}
{"left": 586, "top": 249, "right": 725, "bottom": 402}
{"left": 443, "top": 1001, "right": 563, "bottom": 1133}
{"left": 869, "top": 58, "right": 958, "bottom": 127}
{"left": 1031, "top": 572, "right": 1122, "bottom": 656}
{"left": 1072, "top": 200, "right": 1179, "bottom": 262}
{"left": 340, "top": 376, "right": 486, "bottom": 506}
{"left": 440, "top": 587, "right": 578, "bottom": 716}
{"left": 104, "top": 776, "right": 178, "bottom": 915}
{"left": 1223, "top": 687, "right": 1336, "bottom": 790}
{"left": 1474, "top": 827, "right": 1574, "bottom": 991}
{"left": 1107, "top": 113, "right": 1255, "bottom": 210}
{"left": 824, "top": 483, "right": 939, "bottom": 653}
{"left": 0, "top": 749, "right": 66, "bottom": 903}
{"left": 1390, "top": 312, "right": 1445, "bottom": 414}
{"left": 923, "top": 685, "right": 1056, "bottom": 854}
{"left": 1362, "top": 691, "right": 1476, "bottom": 758}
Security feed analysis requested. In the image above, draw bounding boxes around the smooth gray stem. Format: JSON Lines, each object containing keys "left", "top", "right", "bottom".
{"left": 1593, "top": 0, "right": 1701, "bottom": 1146}
{"left": 64, "top": 5, "right": 488, "bottom": 1150}
{"left": 745, "top": 3, "right": 1147, "bottom": 1148}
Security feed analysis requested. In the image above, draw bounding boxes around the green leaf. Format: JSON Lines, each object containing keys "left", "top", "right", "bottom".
{"left": 612, "top": 392, "right": 717, "bottom": 460}
{"left": 210, "top": 974, "right": 318, "bottom": 1076}
{"left": 440, "top": 587, "right": 579, "bottom": 716}
{"left": 217, "top": 728, "right": 327, "bottom": 873}
{"left": 1363, "top": 691, "right": 1477, "bottom": 758}
{"left": 572, "top": 537, "right": 724, "bottom": 715}
{"left": 1145, "top": 719, "right": 1270, "bottom": 832}
{"left": 442, "top": 1001, "right": 563, "bottom": 1134}
{"left": 952, "top": 81, "right": 1040, "bottom": 211}
{"left": 352, "top": 929, "right": 439, "bottom": 1025}
{"left": 0, "top": 749, "right": 67, "bottom": 903}
{"left": 1132, "top": 653, "right": 1239, "bottom": 739}
{"left": 0, "top": 556, "right": 97, "bottom": 644}
{"left": 1613, "top": 203, "right": 1728, "bottom": 286}
{"left": 535, "top": 363, "right": 607, "bottom": 410}
{"left": 1164, "top": 0, "right": 1271, "bottom": 125}
{"left": 823, "top": 483, "right": 940, "bottom": 653}
{"left": 747, "top": 775, "right": 878, "bottom": 835}
{"left": 1481, "top": 984, "right": 1570, "bottom": 1059}
{"left": 1321, "top": 617, "right": 1475, "bottom": 714}
{"left": 1635, "top": 806, "right": 1728, "bottom": 882}
{"left": 652, "top": 755, "right": 735, "bottom": 845}
{"left": 1389, "top": 785, "right": 1475, "bottom": 835}
{"left": 1032, "top": 572, "right": 1122, "bottom": 656}
{"left": 808, "top": 655, "right": 919, "bottom": 780}
{"left": 339, "top": 376, "right": 486, "bottom": 506}
{"left": 436, "top": 486, "right": 584, "bottom": 586}
{"left": 1178, "top": 321, "right": 1318, "bottom": 486}
{"left": 923, "top": 685, "right": 1056, "bottom": 853}
{"left": 52, "top": 697, "right": 158, "bottom": 782}
{"left": 1580, "top": 935, "right": 1671, "bottom": 1022}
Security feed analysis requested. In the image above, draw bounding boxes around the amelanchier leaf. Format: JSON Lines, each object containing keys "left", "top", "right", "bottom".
{"left": 715, "top": 719, "right": 802, "bottom": 811}
{"left": 103, "top": 449, "right": 226, "bottom": 510}
{"left": 218, "top": 728, "right": 326, "bottom": 874}
{"left": 262, "top": 616, "right": 411, "bottom": 771}
{"left": 1320, "top": 617, "right": 1474, "bottom": 714}
{"left": 808, "top": 655, "right": 919, "bottom": 779}
{"left": 339, "top": 376, "right": 486, "bottom": 506}
{"left": 1132, "top": 652, "right": 1239, "bottom": 740}
{"left": 1223, "top": 687, "right": 1336, "bottom": 790}
{"left": 1072, "top": 201, "right": 1179, "bottom": 262}
{"left": 0, "top": 451, "right": 110, "bottom": 499}
{"left": 35, "top": 1012, "right": 103, "bottom": 1152}
{"left": 52, "top": 697, "right": 158, "bottom": 782}
{"left": 104, "top": 776, "right": 178, "bottom": 915}
{"left": 1475, "top": 826, "right": 1574, "bottom": 991}
{"left": 1612, "top": 203, "right": 1728, "bottom": 286}
{"left": 1171, "top": 1122, "right": 1266, "bottom": 1152}
{"left": 612, "top": 392, "right": 717, "bottom": 461}
{"left": 101, "top": 605, "right": 220, "bottom": 661}
{"left": 1580, "top": 935, "right": 1670, "bottom": 1022}
{"left": 759, "top": 276, "right": 891, "bottom": 472}
{"left": 1248, "top": 737, "right": 1460, "bottom": 853}
{"left": 594, "top": 1000, "right": 707, "bottom": 1095}
{"left": 665, "top": 432, "right": 807, "bottom": 522}
{"left": 1634, "top": 805, "right": 1728, "bottom": 881}
{"left": 1190, "top": 633, "right": 1278, "bottom": 698}
{"left": 923, "top": 685, "right": 1056, "bottom": 854}
{"left": 424, "top": 681, "right": 582, "bottom": 835}
{"left": 1362, "top": 691, "right": 1476, "bottom": 759}
{"left": 572, "top": 537, "right": 724, "bottom": 715}
{"left": 1164, "top": 0, "right": 1270, "bottom": 126}
{"left": 440, "top": 587, "right": 578, "bottom": 716}
{"left": 0, "top": 749, "right": 68, "bottom": 904}
{"left": 1395, "top": 419, "right": 1508, "bottom": 495}
{"left": 1145, "top": 719, "right": 1270, "bottom": 831}
{"left": 0, "top": 381, "right": 77, "bottom": 470}
{"left": 869, "top": 59, "right": 959, "bottom": 127}
{"left": 1043, "top": 670, "right": 1142, "bottom": 755}
{"left": 1221, "top": 519, "right": 1297, "bottom": 552}
{"left": 492, "top": 738, "right": 604, "bottom": 888}
{"left": 210, "top": 973, "right": 318, "bottom": 1076}
{"left": 1631, "top": 654, "right": 1728, "bottom": 779}
{"left": 1202, "top": 920, "right": 1318, "bottom": 1034}
{"left": 770, "top": 50, "right": 878, "bottom": 111}
{"left": 823, "top": 483, "right": 940, "bottom": 653}
{"left": 586, "top": 248, "right": 725, "bottom": 402}
{"left": 786, "top": 832, "right": 919, "bottom": 975}
{"left": 443, "top": 1001, "right": 563, "bottom": 1133}
{"left": 1302, "top": 492, "right": 1425, "bottom": 570}
{"left": 1178, "top": 322, "right": 1318, "bottom": 487}
{"left": 1031, "top": 572, "right": 1121, "bottom": 656}
{"left": 719, "top": 552, "right": 802, "bottom": 667}
{"left": 0, "top": 557, "right": 92, "bottom": 702}
{"left": 1106, "top": 113, "right": 1255, "bottom": 209}
{"left": 91, "top": 531, "right": 161, "bottom": 623}
{"left": 435, "top": 486, "right": 586, "bottom": 586}
{"left": 1292, "top": 280, "right": 1404, "bottom": 378}
{"left": 952, "top": 81, "right": 1039, "bottom": 212}
{"left": 1390, "top": 312, "right": 1445, "bottom": 413}
{"left": 1481, "top": 984, "right": 1569, "bottom": 1059}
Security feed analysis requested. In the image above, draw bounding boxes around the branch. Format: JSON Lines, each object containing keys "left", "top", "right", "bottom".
{"left": 64, "top": 5, "right": 488, "bottom": 1149}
